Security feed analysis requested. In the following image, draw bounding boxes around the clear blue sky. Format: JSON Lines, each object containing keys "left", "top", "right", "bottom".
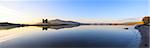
{"left": 0, "top": 0, "right": 149, "bottom": 23}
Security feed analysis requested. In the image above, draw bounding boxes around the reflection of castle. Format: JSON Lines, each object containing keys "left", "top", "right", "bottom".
{"left": 41, "top": 24, "right": 80, "bottom": 30}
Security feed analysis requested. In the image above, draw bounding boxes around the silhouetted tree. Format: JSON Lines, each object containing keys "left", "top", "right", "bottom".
{"left": 143, "top": 16, "right": 150, "bottom": 25}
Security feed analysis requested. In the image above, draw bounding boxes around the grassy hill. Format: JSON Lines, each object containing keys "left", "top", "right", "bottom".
{"left": 122, "top": 22, "right": 144, "bottom": 25}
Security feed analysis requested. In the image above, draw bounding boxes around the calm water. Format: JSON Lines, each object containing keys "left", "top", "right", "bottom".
{"left": 0, "top": 25, "right": 145, "bottom": 48}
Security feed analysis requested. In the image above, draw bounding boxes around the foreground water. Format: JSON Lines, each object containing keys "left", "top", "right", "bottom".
{"left": 0, "top": 25, "right": 144, "bottom": 48}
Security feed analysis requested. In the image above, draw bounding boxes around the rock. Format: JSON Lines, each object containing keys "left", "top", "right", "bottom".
{"left": 124, "top": 28, "right": 129, "bottom": 30}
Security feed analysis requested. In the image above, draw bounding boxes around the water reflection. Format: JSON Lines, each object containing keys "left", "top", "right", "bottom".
{"left": 0, "top": 25, "right": 142, "bottom": 48}
{"left": 0, "top": 25, "right": 22, "bottom": 30}
{"left": 0, "top": 25, "right": 148, "bottom": 48}
{"left": 41, "top": 25, "right": 80, "bottom": 30}
{"left": 0, "top": 25, "right": 80, "bottom": 30}
{"left": 135, "top": 25, "right": 150, "bottom": 48}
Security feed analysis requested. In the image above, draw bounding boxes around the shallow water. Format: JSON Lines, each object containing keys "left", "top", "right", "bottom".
{"left": 0, "top": 25, "right": 143, "bottom": 48}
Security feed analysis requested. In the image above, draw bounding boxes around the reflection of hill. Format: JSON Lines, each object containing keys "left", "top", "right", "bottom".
{"left": 38, "top": 25, "right": 80, "bottom": 30}
{"left": 0, "top": 25, "right": 21, "bottom": 30}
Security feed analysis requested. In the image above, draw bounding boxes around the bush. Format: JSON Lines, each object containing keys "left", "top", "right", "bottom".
{"left": 143, "top": 16, "right": 150, "bottom": 25}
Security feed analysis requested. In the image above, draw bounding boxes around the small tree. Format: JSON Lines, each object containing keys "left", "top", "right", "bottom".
{"left": 143, "top": 16, "right": 150, "bottom": 25}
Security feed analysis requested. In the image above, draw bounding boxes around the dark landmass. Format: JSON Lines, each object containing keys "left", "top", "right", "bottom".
{"left": 0, "top": 16, "right": 149, "bottom": 30}
{"left": 0, "top": 22, "right": 24, "bottom": 30}
{"left": 0, "top": 19, "right": 145, "bottom": 27}
{"left": 135, "top": 24, "right": 149, "bottom": 48}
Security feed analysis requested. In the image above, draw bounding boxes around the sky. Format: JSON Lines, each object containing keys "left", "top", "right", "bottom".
{"left": 0, "top": 0, "right": 149, "bottom": 24}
